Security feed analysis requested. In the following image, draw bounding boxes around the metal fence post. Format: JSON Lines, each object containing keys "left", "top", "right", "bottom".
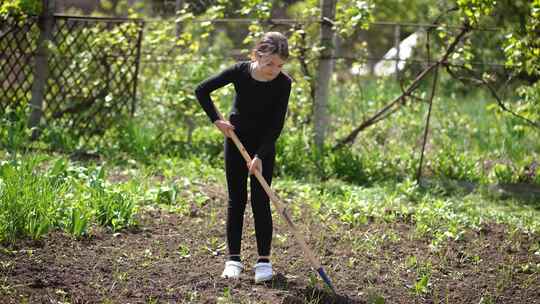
{"left": 28, "top": 0, "right": 55, "bottom": 139}
{"left": 28, "top": 0, "right": 55, "bottom": 138}
{"left": 175, "top": 0, "right": 183, "bottom": 37}
{"left": 394, "top": 23, "right": 401, "bottom": 81}
{"left": 132, "top": 21, "right": 144, "bottom": 116}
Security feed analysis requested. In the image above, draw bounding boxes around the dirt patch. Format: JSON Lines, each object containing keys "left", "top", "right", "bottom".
{"left": 1, "top": 184, "right": 539, "bottom": 303}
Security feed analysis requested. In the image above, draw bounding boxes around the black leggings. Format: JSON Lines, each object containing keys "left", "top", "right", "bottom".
{"left": 224, "top": 134, "right": 275, "bottom": 258}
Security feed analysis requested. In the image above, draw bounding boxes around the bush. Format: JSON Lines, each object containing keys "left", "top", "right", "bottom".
{"left": 275, "top": 130, "right": 319, "bottom": 179}
{"left": 328, "top": 147, "right": 368, "bottom": 184}
{"left": 431, "top": 145, "right": 481, "bottom": 182}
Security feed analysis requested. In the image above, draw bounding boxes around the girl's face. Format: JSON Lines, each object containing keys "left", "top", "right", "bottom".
{"left": 256, "top": 54, "right": 285, "bottom": 80}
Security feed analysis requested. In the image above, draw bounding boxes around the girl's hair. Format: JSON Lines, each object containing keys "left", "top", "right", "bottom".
{"left": 250, "top": 32, "right": 289, "bottom": 61}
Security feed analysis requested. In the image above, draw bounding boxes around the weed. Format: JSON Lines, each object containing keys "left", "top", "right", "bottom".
{"left": 366, "top": 287, "right": 385, "bottom": 304}
{"left": 177, "top": 243, "right": 191, "bottom": 258}
{"left": 217, "top": 287, "right": 233, "bottom": 304}
{"left": 204, "top": 237, "right": 226, "bottom": 256}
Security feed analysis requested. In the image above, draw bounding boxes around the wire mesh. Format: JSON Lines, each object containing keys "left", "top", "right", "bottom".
{"left": 0, "top": 17, "right": 39, "bottom": 113}
{"left": 0, "top": 15, "right": 144, "bottom": 139}
{"left": 44, "top": 16, "right": 144, "bottom": 138}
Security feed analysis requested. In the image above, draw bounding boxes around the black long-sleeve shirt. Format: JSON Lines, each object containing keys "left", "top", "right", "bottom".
{"left": 194, "top": 61, "right": 292, "bottom": 159}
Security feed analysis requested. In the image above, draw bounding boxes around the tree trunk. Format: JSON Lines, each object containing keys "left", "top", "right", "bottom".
{"left": 175, "top": 0, "right": 183, "bottom": 36}
{"left": 313, "top": 0, "right": 336, "bottom": 149}
{"left": 28, "top": 0, "right": 55, "bottom": 139}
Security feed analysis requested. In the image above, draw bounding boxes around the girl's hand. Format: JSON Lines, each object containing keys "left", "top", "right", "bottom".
{"left": 214, "top": 120, "right": 235, "bottom": 138}
{"left": 247, "top": 157, "right": 262, "bottom": 175}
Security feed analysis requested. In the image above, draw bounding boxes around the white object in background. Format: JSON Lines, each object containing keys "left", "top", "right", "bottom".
{"left": 374, "top": 30, "right": 424, "bottom": 77}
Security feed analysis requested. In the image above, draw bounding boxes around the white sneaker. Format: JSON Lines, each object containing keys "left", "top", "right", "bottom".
{"left": 254, "top": 262, "right": 273, "bottom": 283}
{"left": 221, "top": 261, "right": 243, "bottom": 279}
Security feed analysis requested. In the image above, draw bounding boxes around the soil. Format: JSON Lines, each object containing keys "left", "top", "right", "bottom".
{"left": 1, "top": 183, "right": 539, "bottom": 303}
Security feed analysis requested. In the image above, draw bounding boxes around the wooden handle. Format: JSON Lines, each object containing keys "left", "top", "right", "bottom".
{"left": 217, "top": 114, "right": 322, "bottom": 269}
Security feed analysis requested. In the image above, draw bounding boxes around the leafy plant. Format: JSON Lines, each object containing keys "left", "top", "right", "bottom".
{"left": 328, "top": 147, "right": 369, "bottom": 184}
{"left": 490, "top": 163, "right": 516, "bottom": 184}
{"left": 413, "top": 273, "right": 430, "bottom": 295}
{"left": 431, "top": 145, "right": 480, "bottom": 182}
{"left": 93, "top": 188, "right": 136, "bottom": 232}
{"left": 0, "top": 157, "right": 66, "bottom": 242}
{"left": 64, "top": 205, "right": 91, "bottom": 238}
{"left": 0, "top": 106, "right": 32, "bottom": 153}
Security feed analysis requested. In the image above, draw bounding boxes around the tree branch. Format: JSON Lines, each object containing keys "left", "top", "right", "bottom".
{"left": 446, "top": 63, "right": 540, "bottom": 129}
{"left": 416, "top": 66, "right": 439, "bottom": 183}
{"left": 333, "top": 23, "right": 471, "bottom": 150}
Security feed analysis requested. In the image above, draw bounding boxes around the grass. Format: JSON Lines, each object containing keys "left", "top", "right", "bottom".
{"left": 0, "top": 156, "right": 66, "bottom": 242}
{"left": 2, "top": 147, "right": 537, "bottom": 250}
{"left": 278, "top": 177, "right": 539, "bottom": 237}
{"left": 0, "top": 154, "right": 139, "bottom": 242}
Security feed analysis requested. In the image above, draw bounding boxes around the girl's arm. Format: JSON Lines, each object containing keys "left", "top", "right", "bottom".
{"left": 194, "top": 63, "right": 239, "bottom": 123}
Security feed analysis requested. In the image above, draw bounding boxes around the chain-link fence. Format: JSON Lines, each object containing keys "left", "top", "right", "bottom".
{"left": 0, "top": 17, "right": 39, "bottom": 113}
{"left": 0, "top": 14, "right": 144, "bottom": 139}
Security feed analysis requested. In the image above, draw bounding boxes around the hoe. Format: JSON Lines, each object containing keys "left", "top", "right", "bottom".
{"left": 218, "top": 112, "right": 336, "bottom": 293}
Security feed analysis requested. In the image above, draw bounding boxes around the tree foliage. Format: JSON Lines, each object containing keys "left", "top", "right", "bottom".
{"left": 0, "top": 0, "right": 41, "bottom": 20}
{"left": 2, "top": 0, "right": 539, "bottom": 155}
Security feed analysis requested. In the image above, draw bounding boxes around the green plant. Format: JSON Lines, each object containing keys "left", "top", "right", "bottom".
{"left": 111, "top": 118, "right": 158, "bottom": 162}
{"left": 0, "top": 106, "right": 31, "bottom": 153}
{"left": 491, "top": 163, "right": 516, "bottom": 184}
{"left": 408, "top": 257, "right": 432, "bottom": 296}
{"left": 177, "top": 244, "right": 191, "bottom": 258}
{"left": 41, "top": 125, "right": 79, "bottom": 152}
{"left": 275, "top": 129, "right": 317, "bottom": 179}
{"left": 328, "top": 147, "right": 369, "bottom": 184}
{"left": 156, "top": 183, "right": 180, "bottom": 205}
{"left": 0, "top": 157, "right": 66, "bottom": 242}
{"left": 432, "top": 145, "right": 480, "bottom": 182}
{"left": 93, "top": 188, "right": 136, "bottom": 232}
{"left": 77, "top": 165, "right": 138, "bottom": 232}
{"left": 367, "top": 293, "right": 385, "bottom": 304}
{"left": 217, "top": 286, "right": 233, "bottom": 304}
{"left": 63, "top": 204, "right": 91, "bottom": 238}
{"left": 413, "top": 274, "right": 430, "bottom": 295}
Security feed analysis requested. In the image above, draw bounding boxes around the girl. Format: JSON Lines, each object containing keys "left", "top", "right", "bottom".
{"left": 194, "top": 32, "right": 292, "bottom": 283}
